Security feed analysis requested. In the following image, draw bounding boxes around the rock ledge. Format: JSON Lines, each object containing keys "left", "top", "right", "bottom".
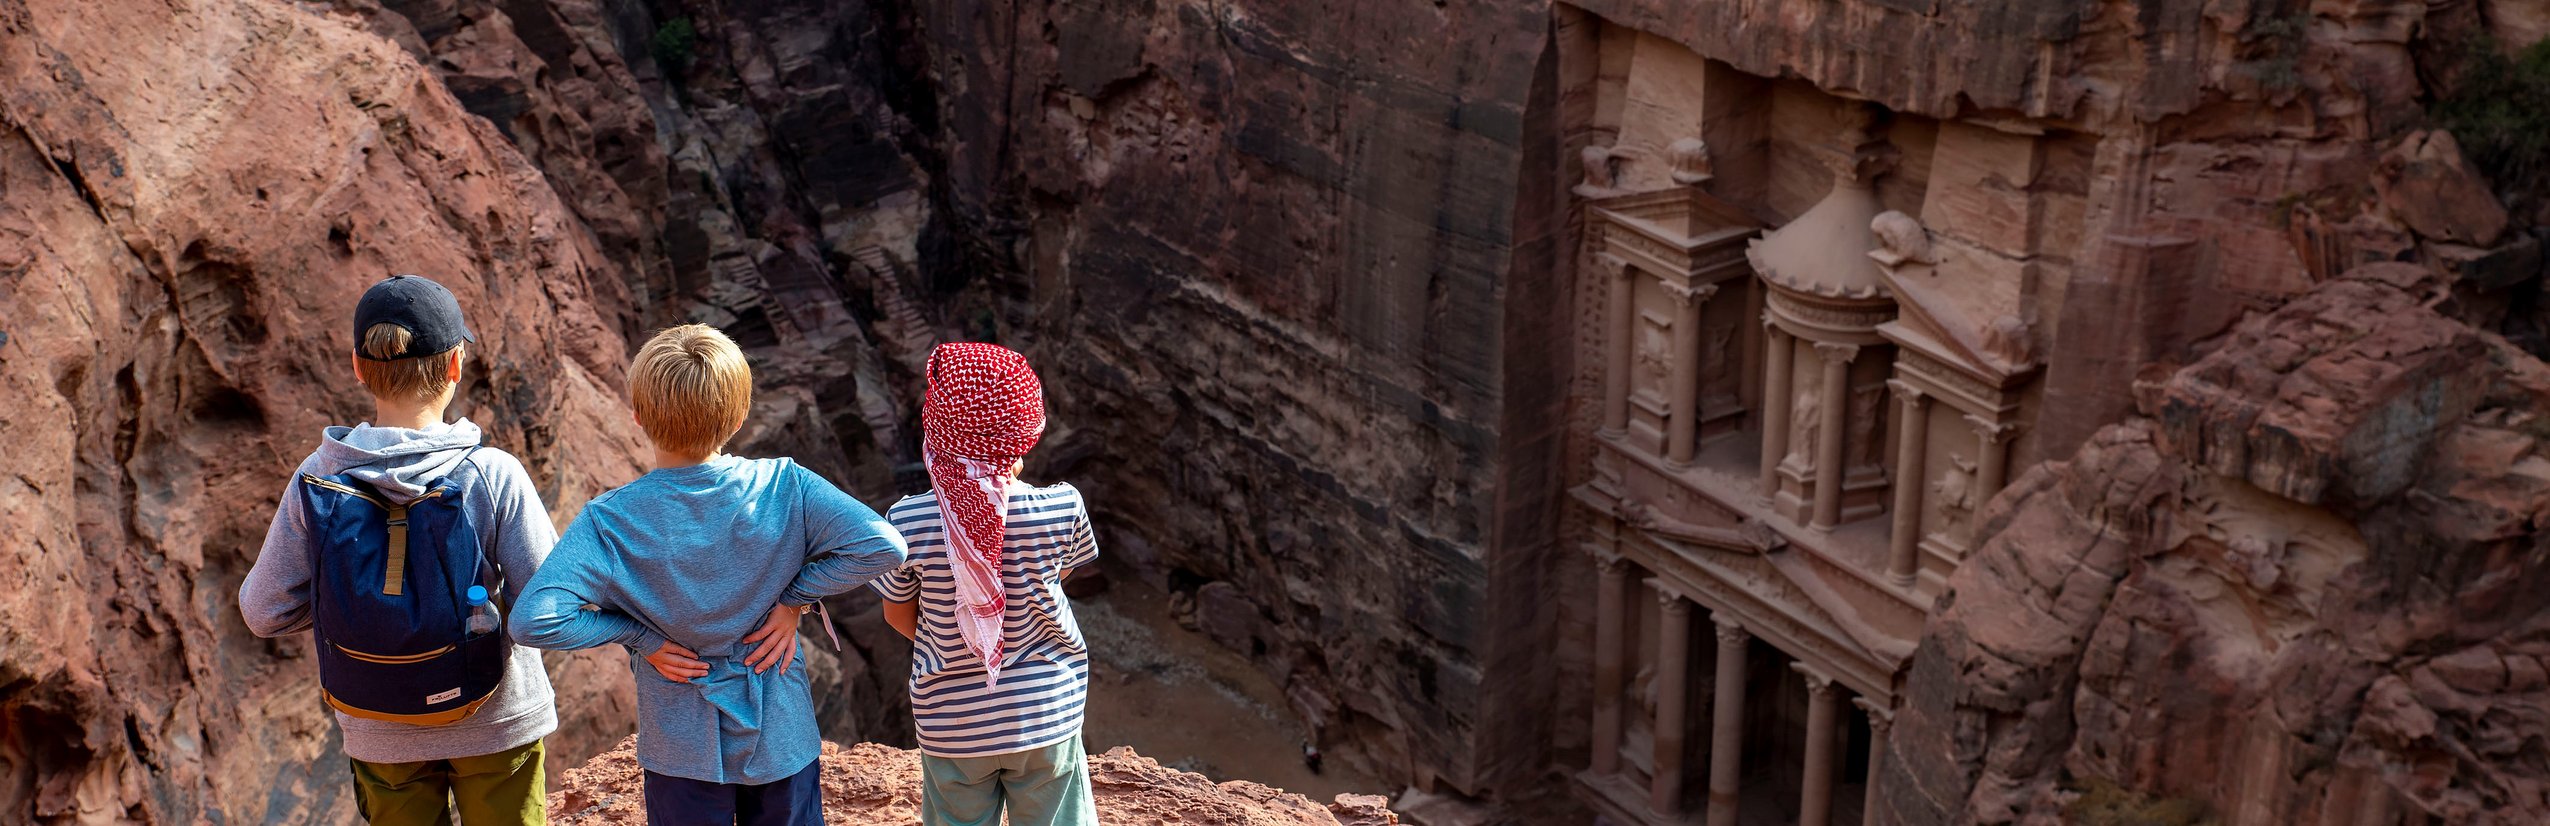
{"left": 551, "top": 736, "right": 1399, "bottom": 825}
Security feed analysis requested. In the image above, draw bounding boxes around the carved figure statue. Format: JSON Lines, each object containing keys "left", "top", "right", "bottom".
{"left": 1631, "top": 661, "right": 1658, "bottom": 719}
{"left": 1580, "top": 145, "right": 1619, "bottom": 192}
{"left": 1982, "top": 315, "right": 2034, "bottom": 367}
{"left": 1790, "top": 382, "right": 1822, "bottom": 467}
{"left": 1846, "top": 383, "right": 1886, "bottom": 471}
{"left": 1637, "top": 323, "right": 1671, "bottom": 388}
{"left": 1931, "top": 452, "right": 1977, "bottom": 532}
{"left": 1871, "top": 211, "right": 1933, "bottom": 265}
{"left": 1669, "top": 137, "right": 1713, "bottom": 185}
{"left": 1702, "top": 324, "right": 1736, "bottom": 399}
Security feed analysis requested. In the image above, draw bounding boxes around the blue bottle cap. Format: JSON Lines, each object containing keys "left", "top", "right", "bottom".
{"left": 467, "top": 585, "right": 489, "bottom": 605}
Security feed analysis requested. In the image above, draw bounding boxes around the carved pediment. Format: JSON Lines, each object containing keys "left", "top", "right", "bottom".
{"left": 1590, "top": 185, "right": 1761, "bottom": 242}
{"left": 1635, "top": 532, "right": 1907, "bottom": 694}
{"left": 1868, "top": 211, "right": 2040, "bottom": 383}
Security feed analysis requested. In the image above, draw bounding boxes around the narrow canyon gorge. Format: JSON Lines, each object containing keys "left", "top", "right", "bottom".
{"left": 2, "top": 0, "right": 2547, "bottom": 823}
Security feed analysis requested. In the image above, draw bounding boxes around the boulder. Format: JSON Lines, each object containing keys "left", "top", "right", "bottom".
{"left": 2379, "top": 130, "right": 2512, "bottom": 247}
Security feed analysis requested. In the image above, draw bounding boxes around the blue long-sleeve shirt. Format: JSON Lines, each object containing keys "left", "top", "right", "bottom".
{"left": 510, "top": 455, "right": 907, "bottom": 784}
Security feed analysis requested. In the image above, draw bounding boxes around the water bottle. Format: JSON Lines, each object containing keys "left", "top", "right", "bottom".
{"left": 466, "top": 585, "right": 502, "bottom": 636}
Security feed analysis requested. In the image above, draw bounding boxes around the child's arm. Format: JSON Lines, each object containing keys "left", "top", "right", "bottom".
{"left": 881, "top": 598, "right": 918, "bottom": 640}
{"left": 508, "top": 520, "right": 667, "bottom": 654}
{"left": 239, "top": 478, "right": 316, "bottom": 638}
{"left": 1061, "top": 489, "right": 1100, "bottom": 578}
{"left": 475, "top": 451, "right": 558, "bottom": 614}
{"left": 778, "top": 466, "right": 911, "bottom": 607}
{"left": 872, "top": 536, "right": 924, "bottom": 642}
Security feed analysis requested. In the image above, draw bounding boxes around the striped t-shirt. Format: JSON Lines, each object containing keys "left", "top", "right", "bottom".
{"left": 875, "top": 482, "right": 1099, "bottom": 757}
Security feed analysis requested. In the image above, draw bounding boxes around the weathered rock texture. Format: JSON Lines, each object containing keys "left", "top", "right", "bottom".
{"left": 1884, "top": 264, "right": 2550, "bottom": 824}
{"left": 549, "top": 735, "right": 1400, "bottom": 825}
{"left": 0, "top": 0, "right": 654, "bottom": 822}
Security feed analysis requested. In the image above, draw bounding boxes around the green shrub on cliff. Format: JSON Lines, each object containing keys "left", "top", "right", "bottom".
{"left": 651, "top": 17, "right": 699, "bottom": 76}
{"left": 2429, "top": 38, "right": 2550, "bottom": 198}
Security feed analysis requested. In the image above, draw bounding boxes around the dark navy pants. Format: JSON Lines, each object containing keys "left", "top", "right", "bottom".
{"left": 641, "top": 757, "right": 823, "bottom": 826}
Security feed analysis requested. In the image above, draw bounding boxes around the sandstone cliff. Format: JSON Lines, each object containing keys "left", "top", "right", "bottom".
{"left": 549, "top": 735, "right": 1399, "bottom": 826}
{"left": 1885, "top": 263, "right": 2550, "bottom": 824}
{"left": 0, "top": 0, "right": 653, "bottom": 821}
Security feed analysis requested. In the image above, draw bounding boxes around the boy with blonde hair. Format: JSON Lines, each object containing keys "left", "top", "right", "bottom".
{"left": 242, "top": 274, "right": 558, "bottom": 824}
{"left": 511, "top": 324, "right": 907, "bottom": 825}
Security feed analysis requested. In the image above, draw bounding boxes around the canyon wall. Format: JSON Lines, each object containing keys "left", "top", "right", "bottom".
{"left": 0, "top": 0, "right": 654, "bottom": 821}
{"left": 1886, "top": 263, "right": 2550, "bottom": 824}
{"left": 8, "top": 0, "right": 2550, "bottom": 821}
{"left": 906, "top": 0, "right": 1574, "bottom": 794}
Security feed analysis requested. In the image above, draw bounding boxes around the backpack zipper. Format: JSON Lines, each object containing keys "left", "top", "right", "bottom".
{"left": 332, "top": 642, "right": 456, "bottom": 664}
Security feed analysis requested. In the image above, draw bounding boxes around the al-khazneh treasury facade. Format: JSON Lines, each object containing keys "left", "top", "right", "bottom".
{"left": 1555, "top": 8, "right": 2089, "bottom": 826}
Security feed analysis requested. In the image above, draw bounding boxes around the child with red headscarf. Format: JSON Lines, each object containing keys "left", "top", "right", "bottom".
{"left": 877, "top": 342, "right": 1100, "bottom": 826}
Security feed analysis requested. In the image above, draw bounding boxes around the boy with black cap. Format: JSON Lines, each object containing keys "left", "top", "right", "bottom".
{"left": 241, "top": 274, "right": 559, "bottom": 825}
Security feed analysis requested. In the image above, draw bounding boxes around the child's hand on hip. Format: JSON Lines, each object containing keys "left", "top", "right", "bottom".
{"left": 742, "top": 603, "right": 805, "bottom": 674}
{"left": 646, "top": 640, "right": 709, "bottom": 683}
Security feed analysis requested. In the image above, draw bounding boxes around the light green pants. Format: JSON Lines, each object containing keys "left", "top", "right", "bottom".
{"left": 348, "top": 738, "right": 548, "bottom": 825}
{"left": 920, "top": 735, "right": 1098, "bottom": 826}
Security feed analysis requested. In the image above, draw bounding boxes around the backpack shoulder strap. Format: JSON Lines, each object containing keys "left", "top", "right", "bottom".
{"left": 434, "top": 445, "right": 506, "bottom": 593}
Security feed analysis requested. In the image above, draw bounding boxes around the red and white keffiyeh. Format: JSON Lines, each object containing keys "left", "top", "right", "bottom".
{"left": 921, "top": 342, "right": 1047, "bottom": 687}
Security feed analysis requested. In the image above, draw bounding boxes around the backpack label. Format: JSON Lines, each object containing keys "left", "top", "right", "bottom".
{"left": 426, "top": 687, "right": 462, "bottom": 705}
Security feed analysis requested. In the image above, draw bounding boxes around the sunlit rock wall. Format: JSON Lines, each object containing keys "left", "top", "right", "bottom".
{"left": 0, "top": 0, "right": 650, "bottom": 821}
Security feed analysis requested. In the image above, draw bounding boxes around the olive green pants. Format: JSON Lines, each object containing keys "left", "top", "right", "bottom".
{"left": 349, "top": 738, "right": 548, "bottom": 825}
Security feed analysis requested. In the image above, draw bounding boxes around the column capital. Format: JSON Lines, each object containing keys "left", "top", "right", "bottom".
{"left": 1812, "top": 341, "right": 1860, "bottom": 364}
{"left": 1653, "top": 586, "right": 1693, "bottom": 615}
{"left": 1663, "top": 280, "right": 1719, "bottom": 308}
{"left": 1965, "top": 414, "right": 2019, "bottom": 445}
{"left": 1886, "top": 377, "right": 1926, "bottom": 406}
{"left": 1762, "top": 309, "right": 1782, "bottom": 334}
{"left": 1711, "top": 612, "right": 1748, "bottom": 646}
{"left": 1596, "top": 555, "right": 1631, "bottom": 577}
{"left": 1597, "top": 253, "right": 1632, "bottom": 280}
{"left": 1792, "top": 661, "right": 1837, "bottom": 697}
{"left": 1852, "top": 696, "right": 1896, "bottom": 733}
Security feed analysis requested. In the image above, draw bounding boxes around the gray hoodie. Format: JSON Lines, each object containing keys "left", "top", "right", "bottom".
{"left": 239, "top": 419, "right": 559, "bottom": 764}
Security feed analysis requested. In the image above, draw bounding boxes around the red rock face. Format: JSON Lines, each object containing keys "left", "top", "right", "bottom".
{"left": 1885, "top": 265, "right": 2550, "bottom": 824}
{"left": 0, "top": 0, "right": 650, "bottom": 820}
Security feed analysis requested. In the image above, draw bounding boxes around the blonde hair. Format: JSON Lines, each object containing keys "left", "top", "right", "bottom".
{"left": 353, "top": 323, "right": 463, "bottom": 403}
{"left": 629, "top": 324, "right": 752, "bottom": 457}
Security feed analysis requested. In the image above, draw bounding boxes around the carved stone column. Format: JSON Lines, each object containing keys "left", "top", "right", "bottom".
{"left": 1706, "top": 614, "right": 1750, "bottom": 826}
{"left": 1758, "top": 317, "right": 1793, "bottom": 498}
{"left": 1854, "top": 696, "right": 1894, "bottom": 826}
{"left": 1796, "top": 664, "right": 1842, "bottom": 826}
{"left": 1810, "top": 343, "right": 1859, "bottom": 530}
{"left": 1666, "top": 282, "right": 1719, "bottom": 466}
{"left": 1966, "top": 415, "right": 2015, "bottom": 518}
{"left": 1602, "top": 254, "right": 1635, "bottom": 436}
{"left": 1885, "top": 380, "right": 1927, "bottom": 587}
{"left": 1650, "top": 591, "right": 1695, "bottom": 815}
{"left": 1591, "top": 557, "right": 1630, "bottom": 775}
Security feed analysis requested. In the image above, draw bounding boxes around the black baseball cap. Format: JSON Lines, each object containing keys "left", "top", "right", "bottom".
{"left": 352, "top": 274, "right": 477, "bottom": 361}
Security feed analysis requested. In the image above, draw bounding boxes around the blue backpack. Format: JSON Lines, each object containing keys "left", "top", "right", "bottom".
{"left": 299, "top": 449, "right": 511, "bottom": 725}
